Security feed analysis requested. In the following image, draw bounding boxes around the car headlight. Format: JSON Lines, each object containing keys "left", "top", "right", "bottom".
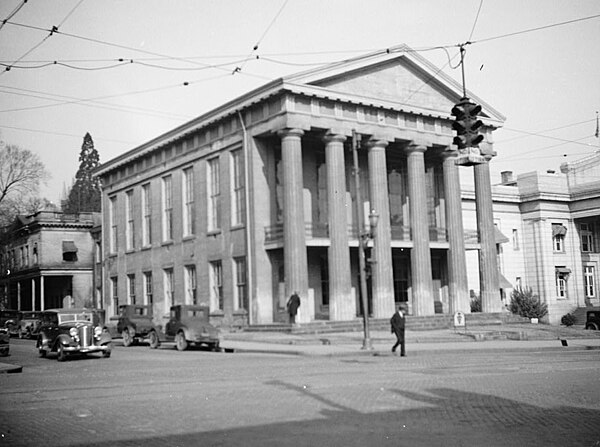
{"left": 69, "top": 327, "right": 78, "bottom": 337}
{"left": 94, "top": 326, "right": 103, "bottom": 338}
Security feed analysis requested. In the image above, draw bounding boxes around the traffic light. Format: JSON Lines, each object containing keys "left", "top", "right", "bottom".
{"left": 451, "top": 97, "right": 484, "bottom": 149}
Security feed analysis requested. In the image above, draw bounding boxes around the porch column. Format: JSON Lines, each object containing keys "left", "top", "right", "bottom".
{"left": 442, "top": 150, "right": 470, "bottom": 314}
{"left": 278, "top": 128, "right": 310, "bottom": 321}
{"left": 405, "top": 143, "right": 434, "bottom": 316}
{"left": 474, "top": 153, "right": 502, "bottom": 312}
{"left": 31, "top": 278, "right": 36, "bottom": 311}
{"left": 17, "top": 280, "right": 21, "bottom": 311}
{"left": 40, "top": 275, "right": 45, "bottom": 310}
{"left": 324, "top": 133, "right": 355, "bottom": 320}
{"left": 367, "top": 138, "right": 395, "bottom": 318}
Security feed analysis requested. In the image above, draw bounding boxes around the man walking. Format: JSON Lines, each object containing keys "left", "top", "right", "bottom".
{"left": 390, "top": 304, "right": 406, "bottom": 356}
{"left": 287, "top": 291, "right": 301, "bottom": 324}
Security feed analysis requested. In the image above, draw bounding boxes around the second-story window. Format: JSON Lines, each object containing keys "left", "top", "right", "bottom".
{"left": 126, "top": 190, "right": 135, "bottom": 250}
{"left": 552, "top": 223, "right": 567, "bottom": 252}
{"left": 231, "top": 150, "right": 245, "bottom": 226}
{"left": 581, "top": 223, "right": 594, "bottom": 253}
{"left": 142, "top": 183, "right": 152, "bottom": 246}
{"left": 109, "top": 196, "right": 118, "bottom": 253}
{"left": 162, "top": 175, "right": 173, "bottom": 241}
{"left": 183, "top": 167, "right": 195, "bottom": 236}
{"left": 207, "top": 158, "right": 221, "bottom": 231}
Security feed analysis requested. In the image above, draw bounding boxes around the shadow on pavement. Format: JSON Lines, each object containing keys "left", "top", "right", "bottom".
{"left": 63, "top": 384, "right": 600, "bottom": 447}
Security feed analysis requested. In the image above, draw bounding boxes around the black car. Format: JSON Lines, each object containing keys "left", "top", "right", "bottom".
{"left": 36, "top": 308, "right": 112, "bottom": 361}
{"left": 585, "top": 310, "right": 600, "bottom": 330}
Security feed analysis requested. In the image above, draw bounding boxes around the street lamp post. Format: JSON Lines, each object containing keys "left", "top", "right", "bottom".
{"left": 352, "top": 130, "right": 380, "bottom": 350}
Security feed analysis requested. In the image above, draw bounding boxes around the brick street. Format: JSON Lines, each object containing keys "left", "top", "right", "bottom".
{"left": 1, "top": 338, "right": 599, "bottom": 447}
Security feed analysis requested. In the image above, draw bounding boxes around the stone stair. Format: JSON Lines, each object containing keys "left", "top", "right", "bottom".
{"left": 569, "top": 306, "right": 600, "bottom": 325}
{"left": 241, "top": 312, "right": 530, "bottom": 335}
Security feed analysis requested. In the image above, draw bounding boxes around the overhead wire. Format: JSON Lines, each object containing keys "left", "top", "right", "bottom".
{"left": 233, "top": 0, "right": 290, "bottom": 75}
{"left": 0, "top": 0, "right": 27, "bottom": 32}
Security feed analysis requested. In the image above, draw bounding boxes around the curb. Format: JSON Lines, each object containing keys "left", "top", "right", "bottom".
{"left": 0, "top": 362, "right": 23, "bottom": 374}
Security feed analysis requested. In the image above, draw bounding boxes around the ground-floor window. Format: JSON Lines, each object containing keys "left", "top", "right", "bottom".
{"left": 185, "top": 265, "right": 197, "bottom": 305}
{"left": 234, "top": 257, "right": 247, "bottom": 310}
{"left": 209, "top": 261, "right": 223, "bottom": 311}
{"left": 164, "top": 268, "right": 174, "bottom": 312}
{"left": 143, "top": 272, "right": 153, "bottom": 305}
{"left": 584, "top": 265, "right": 596, "bottom": 298}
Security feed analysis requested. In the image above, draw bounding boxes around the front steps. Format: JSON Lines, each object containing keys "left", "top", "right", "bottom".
{"left": 241, "top": 312, "right": 530, "bottom": 335}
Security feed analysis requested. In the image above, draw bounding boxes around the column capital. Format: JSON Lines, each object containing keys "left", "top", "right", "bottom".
{"left": 277, "top": 128, "right": 305, "bottom": 139}
{"left": 441, "top": 149, "right": 459, "bottom": 160}
{"left": 323, "top": 132, "right": 347, "bottom": 144}
{"left": 366, "top": 138, "right": 388, "bottom": 150}
{"left": 404, "top": 143, "right": 427, "bottom": 154}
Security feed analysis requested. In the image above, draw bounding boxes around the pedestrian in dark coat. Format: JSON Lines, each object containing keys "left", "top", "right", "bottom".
{"left": 287, "top": 292, "right": 301, "bottom": 324}
{"left": 390, "top": 304, "right": 406, "bottom": 356}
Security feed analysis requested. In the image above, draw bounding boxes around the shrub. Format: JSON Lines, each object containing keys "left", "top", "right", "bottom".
{"left": 509, "top": 286, "right": 548, "bottom": 319}
{"left": 561, "top": 313, "right": 576, "bottom": 327}
{"left": 470, "top": 291, "right": 481, "bottom": 313}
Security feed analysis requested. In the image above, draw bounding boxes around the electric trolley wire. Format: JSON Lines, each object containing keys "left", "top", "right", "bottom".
{"left": 0, "top": 0, "right": 27, "bottom": 32}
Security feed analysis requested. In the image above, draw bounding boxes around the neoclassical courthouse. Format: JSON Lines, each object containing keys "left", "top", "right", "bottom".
{"left": 95, "top": 47, "right": 595, "bottom": 327}
{"left": 95, "top": 46, "right": 507, "bottom": 326}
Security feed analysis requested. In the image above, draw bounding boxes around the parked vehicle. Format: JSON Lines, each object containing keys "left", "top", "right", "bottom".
{"left": 36, "top": 308, "right": 112, "bottom": 361}
{"left": 148, "top": 305, "right": 220, "bottom": 351}
{"left": 17, "top": 311, "right": 43, "bottom": 339}
{"left": 585, "top": 310, "right": 600, "bottom": 330}
{"left": 0, "top": 309, "right": 20, "bottom": 337}
{"left": 116, "top": 304, "right": 157, "bottom": 346}
{"left": 0, "top": 327, "right": 9, "bottom": 356}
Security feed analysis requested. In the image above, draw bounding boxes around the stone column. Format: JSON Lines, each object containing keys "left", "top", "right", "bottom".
{"left": 474, "top": 155, "right": 502, "bottom": 312}
{"left": 40, "top": 275, "right": 45, "bottom": 310}
{"left": 441, "top": 150, "right": 470, "bottom": 314}
{"left": 31, "top": 278, "right": 36, "bottom": 311}
{"left": 278, "top": 129, "right": 309, "bottom": 317}
{"left": 324, "top": 133, "right": 355, "bottom": 320}
{"left": 405, "top": 143, "right": 434, "bottom": 316}
{"left": 367, "top": 139, "right": 395, "bottom": 318}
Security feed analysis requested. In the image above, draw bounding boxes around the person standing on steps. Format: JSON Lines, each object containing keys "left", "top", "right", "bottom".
{"left": 391, "top": 303, "right": 406, "bottom": 356}
{"left": 287, "top": 292, "right": 301, "bottom": 324}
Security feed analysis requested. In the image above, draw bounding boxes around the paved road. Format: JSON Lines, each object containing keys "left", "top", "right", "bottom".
{"left": 1, "top": 338, "right": 599, "bottom": 447}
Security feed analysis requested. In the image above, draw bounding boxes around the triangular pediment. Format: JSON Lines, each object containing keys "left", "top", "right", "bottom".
{"left": 284, "top": 45, "right": 504, "bottom": 122}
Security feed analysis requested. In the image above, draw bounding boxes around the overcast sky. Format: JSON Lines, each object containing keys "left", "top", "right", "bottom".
{"left": 1, "top": 0, "right": 599, "bottom": 204}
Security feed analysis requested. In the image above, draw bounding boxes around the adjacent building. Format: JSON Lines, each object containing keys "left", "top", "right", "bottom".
{"left": 94, "top": 46, "right": 507, "bottom": 328}
{"left": 0, "top": 211, "right": 100, "bottom": 311}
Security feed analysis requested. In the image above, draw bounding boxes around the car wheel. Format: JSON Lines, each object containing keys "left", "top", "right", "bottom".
{"left": 56, "top": 343, "right": 67, "bottom": 362}
{"left": 148, "top": 331, "right": 160, "bottom": 349}
{"left": 37, "top": 338, "right": 47, "bottom": 358}
{"left": 586, "top": 323, "right": 598, "bottom": 330}
{"left": 175, "top": 332, "right": 188, "bottom": 351}
{"left": 102, "top": 343, "right": 112, "bottom": 358}
{"left": 122, "top": 329, "right": 133, "bottom": 347}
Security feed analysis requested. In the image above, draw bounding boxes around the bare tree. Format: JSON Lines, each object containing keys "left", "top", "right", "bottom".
{"left": 0, "top": 144, "right": 50, "bottom": 206}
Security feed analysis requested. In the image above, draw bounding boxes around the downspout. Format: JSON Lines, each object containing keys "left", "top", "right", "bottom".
{"left": 238, "top": 111, "right": 254, "bottom": 326}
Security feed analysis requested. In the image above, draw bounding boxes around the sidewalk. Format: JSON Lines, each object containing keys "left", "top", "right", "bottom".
{"left": 220, "top": 323, "right": 600, "bottom": 357}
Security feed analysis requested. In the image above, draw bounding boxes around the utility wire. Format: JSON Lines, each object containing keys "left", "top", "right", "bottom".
{"left": 0, "top": 124, "right": 135, "bottom": 145}
{"left": 233, "top": 0, "right": 290, "bottom": 75}
{"left": 498, "top": 119, "right": 596, "bottom": 145}
{"left": 4, "top": 20, "right": 274, "bottom": 82}
{"left": 468, "top": 0, "right": 484, "bottom": 41}
{"left": 0, "top": 0, "right": 27, "bottom": 32}
{"left": 471, "top": 13, "right": 600, "bottom": 44}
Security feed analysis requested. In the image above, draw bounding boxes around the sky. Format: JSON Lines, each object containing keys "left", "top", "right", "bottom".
{"left": 1, "top": 0, "right": 599, "bottom": 205}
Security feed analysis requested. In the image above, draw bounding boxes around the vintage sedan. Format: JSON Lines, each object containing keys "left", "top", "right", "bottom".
{"left": 0, "top": 309, "right": 20, "bottom": 337}
{"left": 36, "top": 308, "right": 112, "bottom": 361}
{"left": 17, "top": 311, "right": 43, "bottom": 339}
{"left": 116, "top": 304, "right": 157, "bottom": 347}
{"left": 585, "top": 310, "right": 600, "bottom": 330}
{"left": 148, "top": 305, "right": 220, "bottom": 351}
{"left": 0, "top": 327, "right": 9, "bottom": 356}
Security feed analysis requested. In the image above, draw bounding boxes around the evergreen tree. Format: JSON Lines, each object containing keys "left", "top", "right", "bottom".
{"left": 64, "top": 133, "right": 101, "bottom": 213}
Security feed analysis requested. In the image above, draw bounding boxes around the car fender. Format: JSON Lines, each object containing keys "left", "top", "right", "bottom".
{"left": 99, "top": 329, "right": 112, "bottom": 345}
{"left": 55, "top": 334, "right": 73, "bottom": 350}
